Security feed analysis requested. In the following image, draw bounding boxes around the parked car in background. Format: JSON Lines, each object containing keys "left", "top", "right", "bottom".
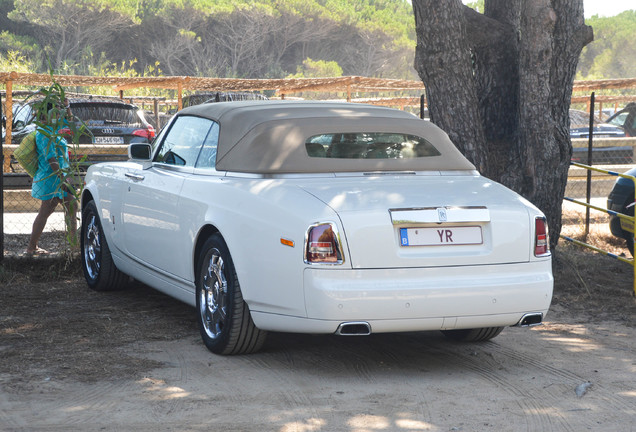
{"left": 607, "top": 166, "right": 636, "bottom": 256}
{"left": 66, "top": 98, "right": 155, "bottom": 169}
{"left": 5, "top": 97, "right": 155, "bottom": 172}
{"left": 569, "top": 109, "right": 628, "bottom": 164}
{"left": 606, "top": 102, "right": 636, "bottom": 137}
{"left": 80, "top": 101, "right": 553, "bottom": 355}
{"left": 1, "top": 102, "right": 39, "bottom": 143}
{"left": 182, "top": 91, "right": 268, "bottom": 108}
{"left": 156, "top": 92, "right": 269, "bottom": 128}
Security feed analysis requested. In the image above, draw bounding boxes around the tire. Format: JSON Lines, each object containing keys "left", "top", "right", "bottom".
{"left": 81, "top": 200, "right": 127, "bottom": 291}
{"left": 441, "top": 327, "right": 504, "bottom": 342}
{"left": 196, "top": 234, "right": 266, "bottom": 355}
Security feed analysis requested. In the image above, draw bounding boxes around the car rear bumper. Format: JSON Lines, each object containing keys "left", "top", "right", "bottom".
{"left": 251, "top": 261, "right": 553, "bottom": 334}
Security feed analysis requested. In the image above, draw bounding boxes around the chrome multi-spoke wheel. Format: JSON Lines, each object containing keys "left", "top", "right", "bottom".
{"left": 83, "top": 214, "right": 101, "bottom": 282}
{"left": 195, "top": 234, "right": 266, "bottom": 355}
{"left": 80, "top": 201, "right": 126, "bottom": 291}
{"left": 199, "top": 250, "right": 228, "bottom": 340}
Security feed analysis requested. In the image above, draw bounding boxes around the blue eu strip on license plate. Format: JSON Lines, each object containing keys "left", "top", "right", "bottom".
{"left": 400, "top": 228, "right": 410, "bottom": 246}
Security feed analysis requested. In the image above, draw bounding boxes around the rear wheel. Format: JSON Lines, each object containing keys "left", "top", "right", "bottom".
{"left": 81, "top": 200, "right": 127, "bottom": 291}
{"left": 441, "top": 327, "right": 504, "bottom": 342}
{"left": 196, "top": 234, "right": 266, "bottom": 355}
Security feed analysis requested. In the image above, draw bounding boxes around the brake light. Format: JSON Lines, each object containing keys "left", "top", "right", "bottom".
{"left": 133, "top": 126, "right": 155, "bottom": 139}
{"left": 304, "top": 223, "right": 344, "bottom": 264}
{"left": 534, "top": 217, "right": 550, "bottom": 257}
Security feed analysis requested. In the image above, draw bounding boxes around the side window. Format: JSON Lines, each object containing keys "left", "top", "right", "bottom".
{"left": 195, "top": 122, "right": 220, "bottom": 169}
{"left": 154, "top": 116, "right": 212, "bottom": 167}
{"left": 608, "top": 112, "right": 627, "bottom": 128}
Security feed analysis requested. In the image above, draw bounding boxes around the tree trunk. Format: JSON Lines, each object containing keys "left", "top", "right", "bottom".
{"left": 412, "top": 0, "right": 593, "bottom": 250}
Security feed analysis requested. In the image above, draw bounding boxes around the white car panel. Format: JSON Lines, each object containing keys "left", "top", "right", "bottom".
{"left": 299, "top": 175, "right": 534, "bottom": 268}
{"left": 302, "top": 261, "right": 552, "bottom": 323}
{"left": 121, "top": 167, "right": 189, "bottom": 278}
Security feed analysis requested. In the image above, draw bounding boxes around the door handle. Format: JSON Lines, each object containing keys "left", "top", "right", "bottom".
{"left": 125, "top": 173, "right": 145, "bottom": 181}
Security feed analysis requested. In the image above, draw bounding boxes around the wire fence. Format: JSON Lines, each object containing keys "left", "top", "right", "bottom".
{"left": 567, "top": 138, "right": 636, "bottom": 198}
{"left": 4, "top": 138, "right": 636, "bottom": 256}
{"left": 561, "top": 163, "right": 636, "bottom": 297}
{"left": 2, "top": 143, "right": 128, "bottom": 257}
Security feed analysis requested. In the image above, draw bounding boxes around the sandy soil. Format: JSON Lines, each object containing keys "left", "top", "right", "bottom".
{"left": 1, "top": 240, "right": 635, "bottom": 431}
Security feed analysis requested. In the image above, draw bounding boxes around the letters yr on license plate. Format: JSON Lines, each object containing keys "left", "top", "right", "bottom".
{"left": 400, "top": 226, "right": 483, "bottom": 246}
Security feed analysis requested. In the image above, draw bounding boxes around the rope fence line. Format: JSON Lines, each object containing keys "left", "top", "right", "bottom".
{"left": 560, "top": 162, "right": 636, "bottom": 297}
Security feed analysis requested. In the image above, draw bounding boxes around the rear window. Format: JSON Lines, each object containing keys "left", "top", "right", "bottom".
{"left": 70, "top": 103, "right": 139, "bottom": 124}
{"left": 305, "top": 133, "right": 441, "bottom": 159}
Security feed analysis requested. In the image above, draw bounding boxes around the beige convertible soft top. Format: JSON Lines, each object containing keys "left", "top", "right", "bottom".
{"left": 180, "top": 100, "right": 475, "bottom": 173}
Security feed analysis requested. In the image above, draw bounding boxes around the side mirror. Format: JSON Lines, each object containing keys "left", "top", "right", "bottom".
{"left": 129, "top": 143, "right": 151, "bottom": 160}
{"left": 128, "top": 143, "right": 152, "bottom": 169}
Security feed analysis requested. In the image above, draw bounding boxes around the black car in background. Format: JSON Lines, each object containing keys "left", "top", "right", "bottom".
{"left": 67, "top": 99, "right": 155, "bottom": 144}
{"left": 5, "top": 98, "right": 155, "bottom": 171}
{"left": 182, "top": 91, "right": 268, "bottom": 108}
{"left": 2, "top": 101, "right": 39, "bottom": 143}
{"left": 607, "top": 166, "right": 636, "bottom": 256}
{"left": 66, "top": 99, "right": 156, "bottom": 170}
{"left": 569, "top": 109, "right": 628, "bottom": 164}
{"left": 606, "top": 102, "right": 636, "bottom": 137}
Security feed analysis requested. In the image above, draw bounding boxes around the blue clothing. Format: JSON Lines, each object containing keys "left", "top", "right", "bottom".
{"left": 31, "top": 126, "right": 70, "bottom": 201}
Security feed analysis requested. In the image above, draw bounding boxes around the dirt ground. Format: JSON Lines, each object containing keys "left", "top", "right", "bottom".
{"left": 1, "top": 227, "right": 635, "bottom": 431}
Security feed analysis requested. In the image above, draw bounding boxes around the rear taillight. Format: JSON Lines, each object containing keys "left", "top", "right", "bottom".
{"left": 534, "top": 217, "right": 550, "bottom": 257}
{"left": 304, "top": 222, "right": 344, "bottom": 264}
{"left": 133, "top": 126, "right": 155, "bottom": 139}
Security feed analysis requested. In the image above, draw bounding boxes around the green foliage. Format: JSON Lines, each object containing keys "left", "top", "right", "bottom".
{"left": 1, "top": 0, "right": 633, "bottom": 82}
{"left": 287, "top": 58, "right": 343, "bottom": 78}
{"left": 465, "top": 0, "right": 484, "bottom": 14}
{"left": 0, "top": 31, "right": 41, "bottom": 67}
{"left": 0, "top": 50, "right": 33, "bottom": 73}
{"left": 1, "top": 0, "right": 417, "bottom": 81}
{"left": 577, "top": 10, "right": 636, "bottom": 80}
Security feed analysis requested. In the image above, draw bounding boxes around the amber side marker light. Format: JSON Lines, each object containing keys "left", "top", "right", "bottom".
{"left": 280, "top": 238, "right": 295, "bottom": 248}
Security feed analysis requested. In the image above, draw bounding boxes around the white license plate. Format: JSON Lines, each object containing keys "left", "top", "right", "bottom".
{"left": 94, "top": 136, "right": 124, "bottom": 144}
{"left": 400, "top": 226, "right": 483, "bottom": 246}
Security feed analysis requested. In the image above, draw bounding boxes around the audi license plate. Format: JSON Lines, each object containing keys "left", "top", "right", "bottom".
{"left": 94, "top": 136, "right": 124, "bottom": 144}
{"left": 400, "top": 226, "right": 482, "bottom": 246}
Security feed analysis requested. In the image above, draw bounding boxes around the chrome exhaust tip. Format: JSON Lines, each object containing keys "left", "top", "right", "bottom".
{"left": 515, "top": 313, "right": 543, "bottom": 327}
{"left": 335, "top": 322, "right": 372, "bottom": 336}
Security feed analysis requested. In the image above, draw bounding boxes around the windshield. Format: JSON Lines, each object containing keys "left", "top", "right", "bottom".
{"left": 12, "top": 104, "right": 34, "bottom": 125}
